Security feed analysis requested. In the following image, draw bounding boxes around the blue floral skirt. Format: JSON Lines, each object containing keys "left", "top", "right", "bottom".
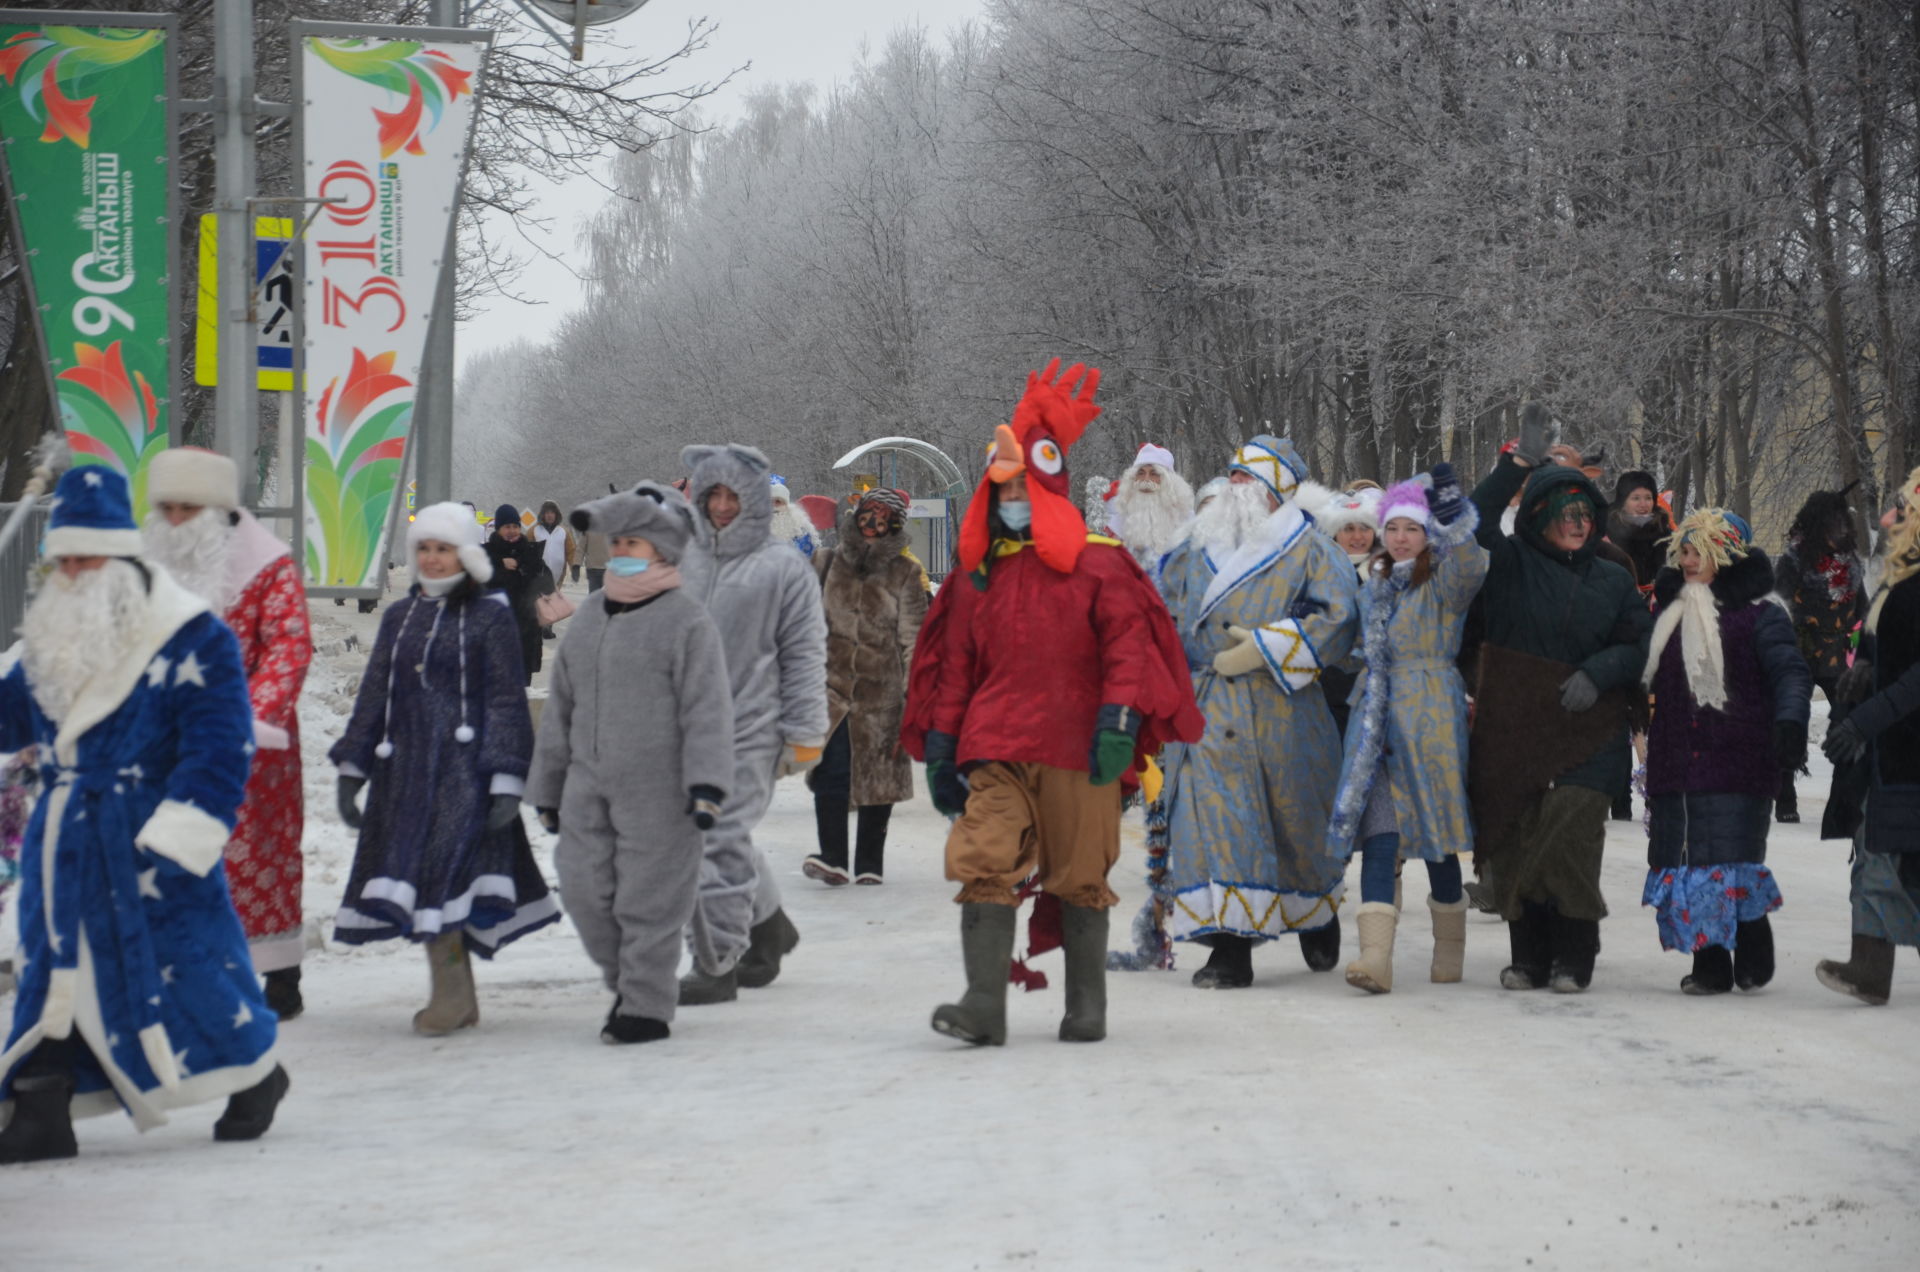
{"left": 1642, "top": 864, "right": 1782, "bottom": 952}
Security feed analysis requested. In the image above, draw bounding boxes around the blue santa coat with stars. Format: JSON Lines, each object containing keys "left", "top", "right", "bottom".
{"left": 0, "top": 565, "right": 276, "bottom": 1131}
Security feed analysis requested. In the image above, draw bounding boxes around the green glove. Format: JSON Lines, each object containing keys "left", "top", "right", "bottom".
{"left": 1089, "top": 729, "right": 1136, "bottom": 787}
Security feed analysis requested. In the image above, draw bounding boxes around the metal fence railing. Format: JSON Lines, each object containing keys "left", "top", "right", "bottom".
{"left": 0, "top": 503, "right": 51, "bottom": 647}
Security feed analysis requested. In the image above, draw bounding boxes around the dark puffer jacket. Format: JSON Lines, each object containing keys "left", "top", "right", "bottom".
{"left": 1643, "top": 551, "right": 1811, "bottom": 868}
{"left": 1605, "top": 507, "right": 1673, "bottom": 592}
{"left": 1832, "top": 572, "right": 1920, "bottom": 849}
{"left": 1469, "top": 456, "right": 1653, "bottom": 794}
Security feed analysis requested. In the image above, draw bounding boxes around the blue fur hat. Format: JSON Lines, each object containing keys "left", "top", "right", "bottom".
{"left": 45, "top": 465, "right": 142, "bottom": 558}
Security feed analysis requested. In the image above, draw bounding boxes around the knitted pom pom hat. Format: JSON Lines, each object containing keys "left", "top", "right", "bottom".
{"left": 1378, "top": 477, "right": 1434, "bottom": 530}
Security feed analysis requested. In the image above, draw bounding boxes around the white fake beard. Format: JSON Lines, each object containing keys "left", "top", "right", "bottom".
{"left": 1112, "top": 470, "right": 1195, "bottom": 558}
{"left": 142, "top": 507, "right": 236, "bottom": 611}
{"left": 768, "top": 501, "right": 811, "bottom": 544}
{"left": 1190, "top": 481, "right": 1273, "bottom": 554}
{"left": 21, "top": 558, "right": 148, "bottom": 723}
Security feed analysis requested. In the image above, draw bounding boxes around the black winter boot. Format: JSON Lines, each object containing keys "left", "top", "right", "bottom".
{"left": 263, "top": 967, "right": 303, "bottom": 1020}
{"left": 1548, "top": 912, "right": 1601, "bottom": 994}
{"left": 1299, "top": 916, "right": 1342, "bottom": 972}
{"left": 0, "top": 1039, "right": 79, "bottom": 1165}
{"left": 1058, "top": 905, "right": 1109, "bottom": 1042}
{"left": 1611, "top": 790, "right": 1634, "bottom": 821}
{"left": 1682, "top": 945, "right": 1734, "bottom": 995}
{"left": 736, "top": 909, "right": 801, "bottom": 989}
{"left": 602, "top": 1000, "right": 671, "bottom": 1045}
{"left": 1500, "top": 904, "right": 1554, "bottom": 990}
{"left": 1816, "top": 933, "right": 1896, "bottom": 1006}
{"left": 677, "top": 965, "right": 738, "bottom": 1005}
{"left": 804, "top": 797, "right": 851, "bottom": 886}
{"left": 1774, "top": 765, "right": 1800, "bottom": 823}
{"left": 1190, "top": 933, "right": 1254, "bottom": 988}
{"left": 853, "top": 804, "right": 892, "bottom": 884}
{"left": 1734, "top": 917, "right": 1776, "bottom": 991}
{"left": 932, "top": 903, "right": 1017, "bottom": 1045}
{"left": 213, "top": 1065, "right": 290, "bottom": 1142}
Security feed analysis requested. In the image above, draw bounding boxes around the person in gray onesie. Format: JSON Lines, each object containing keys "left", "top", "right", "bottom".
{"left": 677, "top": 444, "right": 830, "bottom": 1005}
{"left": 526, "top": 483, "right": 735, "bottom": 1044}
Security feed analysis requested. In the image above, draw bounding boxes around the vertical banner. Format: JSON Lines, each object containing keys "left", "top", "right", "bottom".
{"left": 295, "top": 24, "right": 486, "bottom": 591}
{"left": 0, "top": 13, "right": 176, "bottom": 507}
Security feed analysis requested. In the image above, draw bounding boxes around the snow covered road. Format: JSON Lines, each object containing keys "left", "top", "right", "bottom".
{"left": 4, "top": 593, "right": 1918, "bottom": 1271}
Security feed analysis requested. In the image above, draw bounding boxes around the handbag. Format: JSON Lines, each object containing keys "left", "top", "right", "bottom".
{"left": 535, "top": 589, "right": 576, "bottom": 625}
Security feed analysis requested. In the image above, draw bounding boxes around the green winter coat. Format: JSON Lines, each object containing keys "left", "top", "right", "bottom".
{"left": 1469, "top": 457, "right": 1653, "bottom": 793}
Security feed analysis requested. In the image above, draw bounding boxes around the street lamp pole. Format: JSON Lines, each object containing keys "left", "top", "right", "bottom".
{"left": 212, "top": 0, "right": 258, "bottom": 497}
{"left": 413, "top": 0, "right": 463, "bottom": 507}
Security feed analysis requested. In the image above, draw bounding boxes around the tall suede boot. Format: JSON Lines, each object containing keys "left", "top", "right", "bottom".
{"left": 0, "top": 1041, "right": 78, "bottom": 1165}
{"left": 1548, "top": 912, "right": 1601, "bottom": 994}
{"left": 1190, "top": 933, "right": 1254, "bottom": 988}
{"left": 1057, "top": 904, "right": 1109, "bottom": 1042}
{"left": 1299, "top": 914, "right": 1342, "bottom": 972}
{"left": 1344, "top": 902, "right": 1398, "bottom": 994}
{"left": 1816, "top": 933, "right": 1896, "bottom": 1006}
{"left": 736, "top": 908, "right": 800, "bottom": 989}
{"left": 1500, "top": 903, "right": 1553, "bottom": 990}
{"left": 1734, "top": 917, "right": 1776, "bottom": 991}
{"left": 1429, "top": 896, "right": 1469, "bottom": 983}
{"left": 803, "top": 796, "right": 851, "bottom": 886}
{"left": 931, "top": 903, "right": 1016, "bottom": 1046}
{"left": 414, "top": 931, "right": 479, "bottom": 1036}
{"left": 852, "top": 804, "right": 892, "bottom": 885}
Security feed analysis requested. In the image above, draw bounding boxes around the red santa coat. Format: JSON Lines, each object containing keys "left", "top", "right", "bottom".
{"left": 219, "top": 515, "right": 313, "bottom": 971}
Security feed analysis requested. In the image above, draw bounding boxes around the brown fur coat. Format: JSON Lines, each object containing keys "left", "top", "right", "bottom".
{"left": 816, "top": 516, "right": 930, "bottom": 806}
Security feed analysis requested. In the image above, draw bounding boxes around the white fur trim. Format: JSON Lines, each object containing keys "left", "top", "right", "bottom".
{"left": 225, "top": 509, "right": 291, "bottom": 597}
{"left": 1135, "top": 443, "right": 1176, "bottom": 471}
{"left": 140, "top": 1022, "right": 181, "bottom": 1091}
{"left": 254, "top": 718, "right": 291, "bottom": 750}
{"left": 1198, "top": 502, "right": 1313, "bottom": 619}
{"left": 44, "top": 525, "right": 144, "bottom": 557}
{"left": 146, "top": 447, "right": 239, "bottom": 510}
{"left": 457, "top": 543, "right": 494, "bottom": 583}
{"left": 135, "top": 799, "right": 231, "bottom": 877}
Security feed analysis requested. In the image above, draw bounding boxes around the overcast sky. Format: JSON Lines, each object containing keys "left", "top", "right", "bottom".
{"left": 461, "top": 0, "right": 991, "bottom": 364}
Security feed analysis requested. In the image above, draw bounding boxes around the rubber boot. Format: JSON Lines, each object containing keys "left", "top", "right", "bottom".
{"left": 736, "top": 908, "right": 800, "bottom": 989}
{"left": 1815, "top": 933, "right": 1896, "bottom": 1006}
{"left": 1681, "top": 945, "right": 1734, "bottom": 996}
{"left": 1057, "top": 904, "right": 1109, "bottom": 1042}
{"left": 853, "top": 804, "right": 892, "bottom": 885}
{"left": 263, "top": 967, "right": 303, "bottom": 1021}
{"left": 0, "top": 1042, "right": 78, "bottom": 1165}
{"left": 803, "top": 796, "right": 851, "bottom": 886}
{"left": 1343, "top": 902, "right": 1398, "bottom": 994}
{"left": 1500, "top": 903, "right": 1553, "bottom": 990}
{"left": 1429, "top": 895, "right": 1469, "bottom": 983}
{"left": 413, "top": 931, "right": 479, "bottom": 1036}
{"left": 1548, "top": 912, "right": 1601, "bottom": 994}
{"left": 1299, "top": 914, "right": 1342, "bottom": 972}
{"left": 931, "top": 903, "right": 1016, "bottom": 1046}
{"left": 213, "top": 1065, "right": 290, "bottom": 1142}
{"left": 1190, "top": 933, "right": 1254, "bottom": 988}
{"left": 677, "top": 964, "right": 738, "bottom": 1006}
{"left": 1734, "top": 916, "right": 1776, "bottom": 991}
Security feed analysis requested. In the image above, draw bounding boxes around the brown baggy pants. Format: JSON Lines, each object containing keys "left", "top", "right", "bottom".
{"left": 945, "top": 762, "right": 1122, "bottom": 910}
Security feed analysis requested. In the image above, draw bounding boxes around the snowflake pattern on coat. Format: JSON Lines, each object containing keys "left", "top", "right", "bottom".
{"left": 221, "top": 556, "right": 312, "bottom": 969}
{"left": 1641, "top": 863, "right": 1783, "bottom": 952}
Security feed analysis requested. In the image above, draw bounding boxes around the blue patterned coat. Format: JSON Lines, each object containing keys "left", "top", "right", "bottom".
{"left": 1157, "top": 503, "right": 1360, "bottom": 940}
{"left": 1327, "top": 515, "right": 1489, "bottom": 862}
{"left": 0, "top": 569, "right": 275, "bottom": 1131}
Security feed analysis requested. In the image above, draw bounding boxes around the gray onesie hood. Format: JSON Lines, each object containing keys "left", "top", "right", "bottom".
{"left": 682, "top": 443, "right": 773, "bottom": 562}
{"left": 570, "top": 481, "right": 697, "bottom": 564}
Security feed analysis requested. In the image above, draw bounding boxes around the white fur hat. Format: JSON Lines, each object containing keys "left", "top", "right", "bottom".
{"left": 1132, "top": 442, "right": 1177, "bottom": 472}
{"left": 408, "top": 501, "right": 492, "bottom": 583}
{"left": 146, "top": 446, "right": 239, "bottom": 510}
{"left": 1315, "top": 487, "right": 1382, "bottom": 537}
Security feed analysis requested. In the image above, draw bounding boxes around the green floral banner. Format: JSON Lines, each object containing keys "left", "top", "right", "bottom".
{"left": 0, "top": 21, "right": 173, "bottom": 507}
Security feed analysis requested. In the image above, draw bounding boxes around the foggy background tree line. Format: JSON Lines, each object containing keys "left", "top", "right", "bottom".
{"left": 461, "top": 0, "right": 1916, "bottom": 545}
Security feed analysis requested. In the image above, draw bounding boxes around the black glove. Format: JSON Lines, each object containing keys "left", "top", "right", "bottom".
{"left": 1428, "top": 461, "right": 1465, "bottom": 525}
{"left": 688, "top": 785, "right": 723, "bottom": 831}
{"left": 1089, "top": 704, "right": 1143, "bottom": 787}
{"left": 336, "top": 775, "right": 366, "bottom": 830}
{"left": 1834, "top": 659, "right": 1874, "bottom": 707}
{"left": 925, "top": 730, "right": 970, "bottom": 818}
{"left": 1559, "top": 670, "right": 1600, "bottom": 713}
{"left": 1823, "top": 718, "right": 1868, "bottom": 767}
{"left": 485, "top": 794, "right": 521, "bottom": 832}
{"left": 1773, "top": 720, "right": 1808, "bottom": 772}
{"left": 1516, "top": 402, "right": 1560, "bottom": 466}
{"left": 537, "top": 807, "right": 560, "bottom": 834}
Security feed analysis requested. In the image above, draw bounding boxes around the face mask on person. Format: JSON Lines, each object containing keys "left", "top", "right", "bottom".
{"left": 998, "top": 500, "right": 1032, "bottom": 532}
{"left": 607, "top": 556, "right": 652, "bottom": 577}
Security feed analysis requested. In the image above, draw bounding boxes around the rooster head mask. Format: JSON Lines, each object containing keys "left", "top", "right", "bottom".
{"left": 958, "top": 358, "right": 1103, "bottom": 573}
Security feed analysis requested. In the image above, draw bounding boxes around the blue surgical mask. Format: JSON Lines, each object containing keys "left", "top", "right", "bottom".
{"left": 998, "top": 500, "right": 1032, "bottom": 531}
{"left": 607, "top": 556, "right": 652, "bottom": 577}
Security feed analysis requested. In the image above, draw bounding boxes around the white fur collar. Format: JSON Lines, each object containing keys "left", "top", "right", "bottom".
{"left": 224, "top": 510, "right": 290, "bottom": 607}
{"left": 1198, "top": 500, "right": 1313, "bottom": 618}
{"left": 54, "top": 566, "right": 210, "bottom": 763}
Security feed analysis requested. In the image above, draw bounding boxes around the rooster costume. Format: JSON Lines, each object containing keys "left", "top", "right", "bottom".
{"left": 903, "top": 360, "right": 1203, "bottom": 1046}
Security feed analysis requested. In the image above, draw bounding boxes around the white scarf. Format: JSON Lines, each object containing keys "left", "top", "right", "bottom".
{"left": 1643, "top": 580, "right": 1727, "bottom": 710}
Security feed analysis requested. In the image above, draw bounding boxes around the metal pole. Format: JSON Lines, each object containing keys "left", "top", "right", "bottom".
{"left": 415, "top": 0, "right": 462, "bottom": 507}
{"left": 214, "top": 0, "right": 259, "bottom": 498}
